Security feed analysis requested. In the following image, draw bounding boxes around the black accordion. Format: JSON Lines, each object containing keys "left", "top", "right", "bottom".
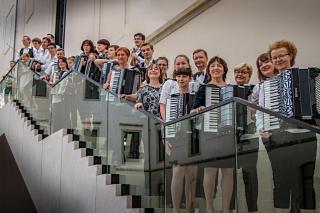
{"left": 220, "top": 85, "right": 254, "bottom": 131}
{"left": 73, "top": 55, "right": 89, "bottom": 74}
{"left": 263, "top": 68, "right": 320, "bottom": 121}
{"left": 165, "top": 93, "right": 195, "bottom": 138}
{"left": 84, "top": 59, "right": 101, "bottom": 82}
{"left": 109, "top": 68, "right": 141, "bottom": 95}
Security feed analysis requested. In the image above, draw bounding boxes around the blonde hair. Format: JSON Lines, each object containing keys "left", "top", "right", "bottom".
{"left": 234, "top": 62, "right": 253, "bottom": 77}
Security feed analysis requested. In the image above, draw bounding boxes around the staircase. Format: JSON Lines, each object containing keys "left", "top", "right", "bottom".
{"left": 1, "top": 61, "right": 320, "bottom": 213}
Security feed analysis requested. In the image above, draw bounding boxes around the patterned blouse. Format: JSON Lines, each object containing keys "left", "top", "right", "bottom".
{"left": 137, "top": 85, "right": 162, "bottom": 117}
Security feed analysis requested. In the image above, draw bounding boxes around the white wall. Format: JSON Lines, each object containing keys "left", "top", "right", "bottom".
{"left": 0, "top": 0, "right": 56, "bottom": 77}
{"left": 64, "top": 0, "right": 196, "bottom": 56}
{"left": 0, "top": 0, "right": 17, "bottom": 75}
{"left": 1, "top": 0, "right": 320, "bottom": 83}
{"left": 155, "top": 0, "right": 320, "bottom": 83}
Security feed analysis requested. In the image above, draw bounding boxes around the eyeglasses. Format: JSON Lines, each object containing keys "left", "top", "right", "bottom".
{"left": 157, "top": 63, "right": 167, "bottom": 67}
{"left": 234, "top": 70, "right": 249, "bottom": 75}
{"left": 271, "top": 53, "right": 289, "bottom": 61}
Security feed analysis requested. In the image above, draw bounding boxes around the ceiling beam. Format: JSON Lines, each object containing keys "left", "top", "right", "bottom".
{"left": 147, "top": 0, "right": 220, "bottom": 45}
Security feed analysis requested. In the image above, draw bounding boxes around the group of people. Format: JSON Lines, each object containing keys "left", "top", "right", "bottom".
{"left": 11, "top": 32, "right": 317, "bottom": 213}
{"left": 13, "top": 34, "right": 73, "bottom": 84}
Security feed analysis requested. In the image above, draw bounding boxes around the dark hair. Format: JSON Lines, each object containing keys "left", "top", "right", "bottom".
{"left": 57, "top": 48, "right": 64, "bottom": 52}
{"left": 176, "top": 67, "right": 192, "bottom": 77}
{"left": 134, "top": 33, "right": 145, "bottom": 41}
{"left": 156, "top": 56, "right": 169, "bottom": 65}
{"left": 172, "top": 54, "right": 190, "bottom": 79}
{"left": 192, "top": 49, "right": 208, "bottom": 59}
{"left": 58, "top": 57, "right": 70, "bottom": 70}
{"left": 256, "top": 53, "right": 279, "bottom": 82}
{"left": 47, "top": 33, "right": 54, "bottom": 39}
{"left": 23, "top": 35, "right": 31, "bottom": 41}
{"left": 42, "top": 37, "right": 51, "bottom": 43}
{"left": 97, "top": 39, "right": 110, "bottom": 47}
{"left": 48, "top": 43, "right": 57, "bottom": 48}
{"left": 206, "top": 56, "right": 228, "bottom": 81}
{"left": 109, "top": 45, "right": 119, "bottom": 50}
{"left": 32, "top": 37, "right": 41, "bottom": 43}
{"left": 81, "top": 39, "right": 94, "bottom": 52}
{"left": 145, "top": 63, "right": 163, "bottom": 84}
{"left": 141, "top": 42, "right": 154, "bottom": 50}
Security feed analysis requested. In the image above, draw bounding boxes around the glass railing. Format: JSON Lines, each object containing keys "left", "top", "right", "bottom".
{"left": 0, "top": 62, "right": 18, "bottom": 108}
{"left": 5, "top": 60, "right": 320, "bottom": 212}
{"left": 163, "top": 97, "right": 320, "bottom": 213}
{"left": 10, "top": 60, "right": 166, "bottom": 211}
{"left": 15, "top": 61, "right": 51, "bottom": 135}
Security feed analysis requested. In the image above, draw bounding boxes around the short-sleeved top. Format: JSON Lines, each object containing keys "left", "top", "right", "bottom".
{"left": 137, "top": 85, "right": 162, "bottom": 117}
{"left": 159, "top": 79, "right": 179, "bottom": 105}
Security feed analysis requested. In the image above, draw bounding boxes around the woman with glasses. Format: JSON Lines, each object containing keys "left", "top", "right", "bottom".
{"left": 234, "top": 63, "right": 252, "bottom": 85}
{"left": 262, "top": 40, "right": 317, "bottom": 213}
{"left": 230, "top": 62, "right": 259, "bottom": 213}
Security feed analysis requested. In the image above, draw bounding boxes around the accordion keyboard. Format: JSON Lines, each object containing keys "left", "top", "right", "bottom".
{"left": 204, "top": 86, "right": 220, "bottom": 132}
{"left": 263, "top": 77, "right": 281, "bottom": 130}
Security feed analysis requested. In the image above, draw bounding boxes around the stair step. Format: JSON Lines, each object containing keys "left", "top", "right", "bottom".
{"left": 115, "top": 184, "right": 147, "bottom": 196}
{"left": 127, "top": 195, "right": 164, "bottom": 208}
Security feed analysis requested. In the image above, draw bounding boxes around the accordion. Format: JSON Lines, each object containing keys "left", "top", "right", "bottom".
{"left": 27, "top": 59, "right": 42, "bottom": 72}
{"left": 220, "top": 85, "right": 254, "bottom": 131}
{"left": 203, "top": 85, "right": 221, "bottom": 132}
{"left": 73, "top": 55, "right": 89, "bottom": 74}
{"left": 109, "top": 68, "right": 141, "bottom": 95}
{"left": 84, "top": 59, "right": 101, "bottom": 82}
{"left": 165, "top": 93, "right": 195, "bottom": 138}
{"left": 263, "top": 68, "right": 320, "bottom": 131}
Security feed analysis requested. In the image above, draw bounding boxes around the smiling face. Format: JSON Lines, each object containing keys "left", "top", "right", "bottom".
{"left": 147, "top": 64, "right": 161, "bottom": 80}
{"left": 97, "top": 43, "right": 108, "bottom": 53}
{"left": 116, "top": 50, "right": 129, "bottom": 65}
{"left": 157, "top": 59, "right": 168, "bottom": 74}
{"left": 58, "top": 59, "right": 67, "bottom": 70}
{"left": 174, "top": 56, "right": 190, "bottom": 71}
{"left": 141, "top": 45, "right": 153, "bottom": 60}
{"left": 258, "top": 58, "right": 276, "bottom": 79}
{"left": 209, "top": 60, "right": 224, "bottom": 81}
{"left": 57, "top": 50, "right": 64, "bottom": 59}
{"left": 134, "top": 35, "right": 144, "bottom": 47}
{"left": 234, "top": 67, "right": 250, "bottom": 84}
{"left": 32, "top": 41, "right": 41, "bottom": 49}
{"left": 48, "top": 45, "right": 56, "bottom": 56}
{"left": 107, "top": 47, "right": 116, "bottom": 59}
{"left": 270, "top": 47, "right": 293, "bottom": 71}
{"left": 193, "top": 51, "right": 208, "bottom": 71}
{"left": 42, "top": 39, "right": 49, "bottom": 49}
{"left": 176, "top": 74, "right": 191, "bottom": 90}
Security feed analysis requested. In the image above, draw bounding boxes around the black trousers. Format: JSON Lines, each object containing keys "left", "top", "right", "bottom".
{"left": 263, "top": 130, "right": 317, "bottom": 212}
